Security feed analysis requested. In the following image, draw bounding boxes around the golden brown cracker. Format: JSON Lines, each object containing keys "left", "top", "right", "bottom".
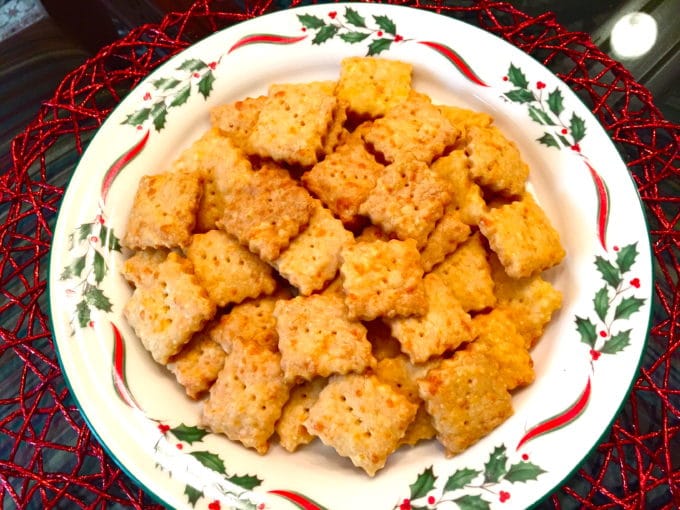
{"left": 210, "top": 95, "right": 266, "bottom": 148}
{"left": 276, "top": 377, "right": 327, "bottom": 452}
{"left": 438, "top": 105, "right": 493, "bottom": 142}
{"left": 121, "top": 248, "right": 168, "bottom": 288}
{"left": 168, "top": 328, "right": 226, "bottom": 399}
{"left": 419, "top": 206, "right": 471, "bottom": 272}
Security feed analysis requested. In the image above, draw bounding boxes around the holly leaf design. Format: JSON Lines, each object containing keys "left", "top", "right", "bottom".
{"left": 170, "top": 84, "right": 191, "bottom": 108}
{"left": 444, "top": 468, "right": 480, "bottom": 491}
{"left": 340, "top": 32, "right": 370, "bottom": 43}
{"left": 507, "top": 64, "right": 528, "bottom": 89}
{"left": 84, "top": 285, "right": 113, "bottom": 312}
{"left": 367, "top": 38, "right": 392, "bottom": 56}
{"left": 152, "top": 77, "right": 180, "bottom": 91}
{"left": 483, "top": 445, "right": 508, "bottom": 483}
{"left": 575, "top": 316, "right": 597, "bottom": 347}
{"left": 93, "top": 250, "right": 106, "bottom": 285}
{"left": 594, "top": 286, "right": 610, "bottom": 322}
{"left": 569, "top": 113, "right": 587, "bottom": 142}
{"left": 537, "top": 132, "right": 560, "bottom": 149}
{"left": 454, "top": 494, "right": 491, "bottom": 510}
{"left": 557, "top": 133, "right": 571, "bottom": 147}
{"left": 62, "top": 255, "right": 87, "bottom": 280}
{"left": 178, "top": 59, "right": 207, "bottom": 72}
{"left": 76, "top": 300, "right": 91, "bottom": 328}
{"left": 595, "top": 255, "right": 621, "bottom": 288}
{"left": 198, "top": 71, "right": 215, "bottom": 99}
{"left": 600, "top": 329, "right": 631, "bottom": 354}
{"left": 373, "top": 14, "right": 397, "bottom": 35}
{"left": 409, "top": 467, "right": 436, "bottom": 500}
{"left": 184, "top": 485, "right": 203, "bottom": 506}
{"left": 547, "top": 88, "right": 564, "bottom": 116}
{"left": 171, "top": 423, "right": 208, "bottom": 444}
{"left": 616, "top": 243, "right": 638, "bottom": 274}
{"left": 150, "top": 102, "right": 168, "bottom": 131}
{"left": 100, "top": 225, "right": 121, "bottom": 252}
{"left": 614, "top": 296, "right": 645, "bottom": 321}
{"left": 504, "top": 88, "right": 534, "bottom": 103}
{"left": 528, "top": 105, "right": 555, "bottom": 125}
{"left": 227, "top": 473, "right": 262, "bottom": 490}
{"left": 344, "top": 6, "right": 366, "bottom": 27}
{"left": 191, "top": 451, "right": 226, "bottom": 475}
{"left": 298, "top": 13, "right": 326, "bottom": 29}
{"left": 505, "top": 461, "right": 546, "bottom": 482}
{"left": 77, "top": 223, "right": 92, "bottom": 242}
{"left": 312, "top": 24, "right": 339, "bottom": 45}
{"left": 123, "top": 107, "right": 151, "bottom": 127}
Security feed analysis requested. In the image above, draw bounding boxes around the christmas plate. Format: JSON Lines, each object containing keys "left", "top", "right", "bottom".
{"left": 49, "top": 4, "right": 652, "bottom": 510}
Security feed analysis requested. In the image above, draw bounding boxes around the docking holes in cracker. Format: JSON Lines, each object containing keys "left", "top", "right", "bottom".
{"left": 119, "top": 56, "right": 565, "bottom": 476}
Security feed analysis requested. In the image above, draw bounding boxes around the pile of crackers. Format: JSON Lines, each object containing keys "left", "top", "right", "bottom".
{"left": 120, "top": 57, "right": 565, "bottom": 476}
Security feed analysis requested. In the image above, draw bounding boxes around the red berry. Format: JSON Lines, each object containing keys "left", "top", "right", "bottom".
{"left": 90, "top": 235, "right": 99, "bottom": 243}
{"left": 158, "top": 423, "right": 170, "bottom": 434}
{"left": 590, "top": 349, "right": 601, "bottom": 361}
{"left": 536, "top": 81, "right": 546, "bottom": 89}
{"left": 143, "top": 92, "right": 152, "bottom": 101}
{"left": 630, "top": 278, "right": 640, "bottom": 288}
{"left": 257, "top": 504, "right": 266, "bottom": 510}
{"left": 88, "top": 321, "right": 95, "bottom": 328}
{"left": 328, "top": 11, "right": 337, "bottom": 18}
{"left": 400, "top": 499, "right": 411, "bottom": 510}
{"left": 502, "top": 76, "right": 508, "bottom": 81}
{"left": 394, "top": 34, "right": 404, "bottom": 42}
{"left": 613, "top": 245, "right": 620, "bottom": 251}
{"left": 301, "top": 27, "right": 306, "bottom": 32}
{"left": 599, "top": 330, "right": 607, "bottom": 338}
{"left": 176, "top": 443, "right": 183, "bottom": 450}
{"left": 193, "top": 72, "right": 200, "bottom": 78}
{"left": 571, "top": 143, "right": 581, "bottom": 152}
{"left": 208, "top": 501, "right": 221, "bottom": 510}
{"left": 208, "top": 61, "right": 217, "bottom": 70}
{"left": 561, "top": 128, "right": 568, "bottom": 134}
{"left": 499, "top": 491, "right": 511, "bottom": 503}
{"left": 522, "top": 453, "right": 529, "bottom": 461}
{"left": 427, "top": 495, "right": 436, "bottom": 505}
{"left": 377, "top": 31, "right": 383, "bottom": 36}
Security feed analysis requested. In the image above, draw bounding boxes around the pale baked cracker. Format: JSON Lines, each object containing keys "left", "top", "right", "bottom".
{"left": 168, "top": 328, "right": 226, "bottom": 399}
{"left": 363, "top": 92, "right": 459, "bottom": 164}
{"left": 324, "top": 99, "right": 349, "bottom": 155}
{"left": 466, "top": 125, "right": 529, "bottom": 197}
{"left": 123, "top": 252, "right": 216, "bottom": 364}
{"left": 340, "top": 239, "right": 427, "bottom": 320}
{"left": 273, "top": 201, "right": 353, "bottom": 295}
{"left": 467, "top": 309, "right": 534, "bottom": 390}
{"left": 479, "top": 192, "right": 566, "bottom": 278}
{"left": 305, "top": 373, "right": 419, "bottom": 476}
{"left": 185, "top": 230, "right": 276, "bottom": 307}
{"left": 358, "top": 158, "right": 451, "bottom": 248}
{"left": 122, "top": 170, "right": 203, "bottom": 249}
{"left": 247, "top": 81, "right": 337, "bottom": 167}
{"left": 218, "top": 163, "right": 315, "bottom": 262}
{"left": 336, "top": 56, "right": 413, "bottom": 118}
{"left": 433, "top": 232, "right": 496, "bottom": 312}
{"left": 420, "top": 205, "right": 471, "bottom": 272}
{"left": 121, "top": 248, "right": 168, "bottom": 288}
{"left": 388, "top": 273, "right": 474, "bottom": 363}
{"left": 274, "top": 293, "right": 375, "bottom": 383}
{"left": 210, "top": 95, "right": 266, "bottom": 148}
{"left": 438, "top": 105, "right": 493, "bottom": 142}
{"left": 276, "top": 377, "right": 327, "bottom": 452}
{"left": 202, "top": 338, "right": 290, "bottom": 454}
{"left": 417, "top": 350, "right": 513, "bottom": 456}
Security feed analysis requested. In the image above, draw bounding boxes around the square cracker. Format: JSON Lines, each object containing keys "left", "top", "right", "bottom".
{"left": 466, "top": 309, "right": 534, "bottom": 390}
{"left": 122, "top": 170, "right": 203, "bottom": 249}
{"left": 305, "top": 373, "right": 419, "bottom": 476}
{"left": 185, "top": 230, "right": 276, "bottom": 307}
{"left": 417, "top": 350, "right": 513, "bottom": 456}
{"left": 479, "top": 192, "right": 565, "bottom": 278}
{"left": 247, "top": 81, "right": 337, "bottom": 167}
{"left": 336, "top": 57, "right": 413, "bottom": 118}
{"left": 438, "top": 105, "right": 493, "bottom": 142}
{"left": 273, "top": 201, "right": 353, "bottom": 295}
{"left": 276, "top": 377, "right": 327, "bottom": 452}
{"left": 419, "top": 205, "right": 471, "bottom": 272}
{"left": 168, "top": 328, "right": 226, "bottom": 399}
{"left": 202, "top": 338, "right": 291, "bottom": 454}
{"left": 362, "top": 92, "right": 459, "bottom": 164}
{"left": 466, "top": 125, "right": 529, "bottom": 197}
{"left": 433, "top": 232, "right": 496, "bottom": 312}
{"left": 388, "top": 273, "right": 474, "bottom": 363}
{"left": 490, "top": 255, "right": 563, "bottom": 348}
{"left": 274, "top": 294, "right": 375, "bottom": 383}
{"left": 121, "top": 248, "right": 168, "bottom": 288}
{"left": 340, "top": 239, "right": 427, "bottom": 320}
{"left": 210, "top": 95, "right": 266, "bottom": 148}
{"left": 123, "top": 252, "right": 216, "bottom": 364}
{"left": 218, "top": 163, "right": 315, "bottom": 262}
{"left": 359, "top": 158, "right": 451, "bottom": 248}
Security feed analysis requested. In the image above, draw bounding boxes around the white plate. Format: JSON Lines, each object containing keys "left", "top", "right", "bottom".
{"left": 49, "top": 4, "right": 652, "bottom": 510}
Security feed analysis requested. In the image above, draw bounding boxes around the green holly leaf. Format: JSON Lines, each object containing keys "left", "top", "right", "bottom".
{"left": 454, "top": 494, "right": 491, "bottom": 510}
{"left": 178, "top": 58, "right": 207, "bottom": 72}
{"left": 344, "top": 6, "right": 366, "bottom": 27}
{"left": 505, "top": 461, "right": 546, "bottom": 482}
{"left": 367, "top": 37, "right": 392, "bottom": 56}
{"left": 340, "top": 31, "right": 371, "bottom": 43}
{"left": 198, "top": 71, "right": 215, "bottom": 99}
{"left": 483, "top": 445, "right": 508, "bottom": 483}
{"left": 190, "top": 450, "right": 226, "bottom": 475}
{"left": 507, "top": 64, "right": 528, "bottom": 89}
{"left": 575, "top": 316, "right": 597, "bottom": 347}
{"left": 614, "top": 296, "right": 645, "bottom": 321}
{"left": 600, "top": 329, "right": 631, "bottom": 354}
{"left": 528, "top": 105, "right": 555, "bottom": 125}
{"left": 152, "top": 77, "right": 181, "bottom": 91}
{"left": 537, "top": 132, "right": 560, "bottom": 149}
{"left": 547, "top": 88, "right": 564, "bottom": 116}
{"left": 298, "top": 13, "right": 326, "bottom": 29}
{"left": 227, "top": 473, "right": 262, "bottom": 490}
{"left": 150, "top": 102, "right": 168, "bottom": 131}
{"left": 93, "top": 250, "right": 106, "bottom": 285}
{"left": 312, "top": 24, "right": 339, "bottom": 45}
{"left": 504, "top": 88, "right": 534, "bottom": 103}
{"left": 595, "top": 255, "right": 621, "bottom": 288}
{"left": 171, "top": 423, "right": 208, "bottom": 444}
{"left": 373, "top": 14, "right": 397, "bottom": 35}
{"left": 594, "top": 286, "right": 610, "bottom": 322}
{"left": 569, "top": 113, "right": 586, "bottom": 142}
{"left": 409, "top": 467, "right": 436, "bottom": 500}
{"left": 616, "top": 243, "right": 638, "bottom": 274}
{"left": 557, "top": 133, "right": 571, "bottom": 147}
{"left": 76, "top": 300, "right": 91, "bottom": 328}
{"left": 100, "top": 225, "right": 122, "bottom": 252}
{"left": 123, "top": 107, "right": 151, "bottom": 126}
{"left": 77, "top": 223, "right": 92, "bottom": 242}
{"left": 170, "top": 84, "right": 191, "bottom": 108}
{"left": 63, "top": 255, "right": 87, "bottom": 280}
{"left": 184, "top": 484, "right": 203, "bottom": 506}
{"left": 444, "top": 468, "right": 480, "bottom": 491}
{"left": 84, "top": 285, "right": 113, "bottom": 312}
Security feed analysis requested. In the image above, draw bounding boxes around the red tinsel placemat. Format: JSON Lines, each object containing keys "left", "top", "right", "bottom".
{"left": 1, "top": 0, "right": 678, "bottom": 508}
